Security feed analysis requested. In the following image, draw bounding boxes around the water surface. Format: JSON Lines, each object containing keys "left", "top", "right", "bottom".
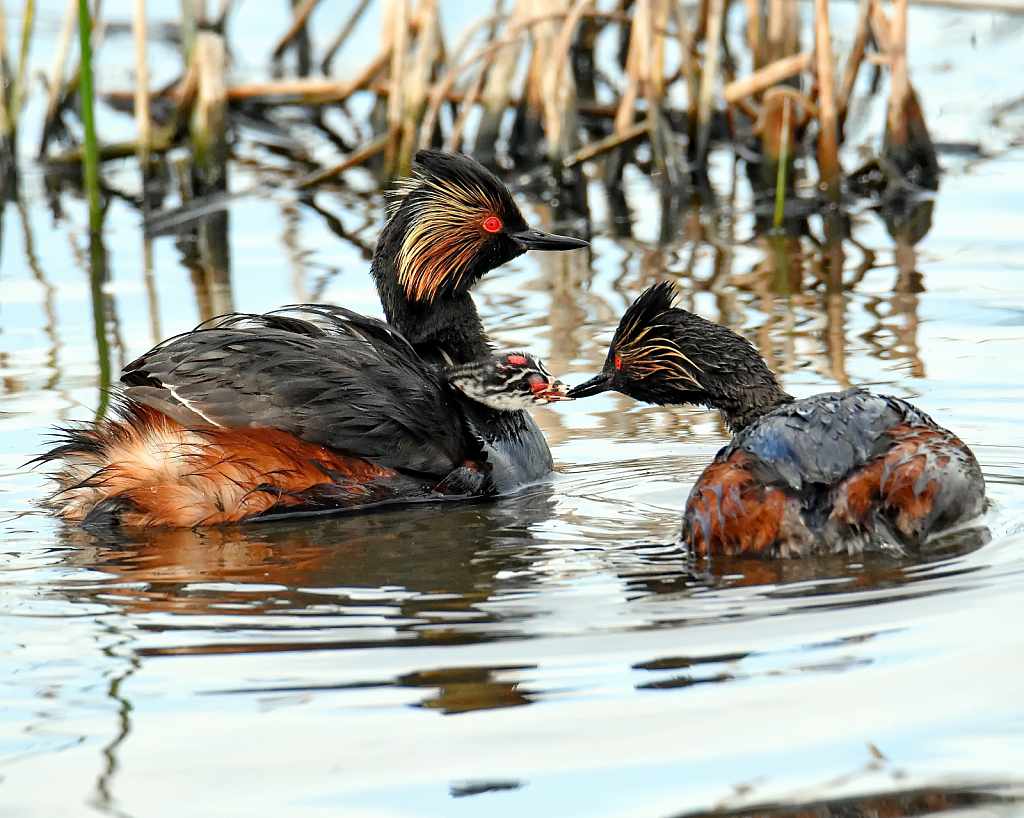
{"left": 3, "top": 3, "right": 1024, "bottom": 816}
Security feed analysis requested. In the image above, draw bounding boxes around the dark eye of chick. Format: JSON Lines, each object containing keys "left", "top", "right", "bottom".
{"left": 516, "top": 380, "right": 530, "bottom": 391}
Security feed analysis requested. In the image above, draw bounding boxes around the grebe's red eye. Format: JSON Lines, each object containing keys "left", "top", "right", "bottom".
{"left": 482, "top": 216, "right": 502, "bottom": 233}
{"left": 507, "top": 354, "right": 528, "bottom": 366}
{"left": 614, "top": 355, "right": 622, "bottom": 370}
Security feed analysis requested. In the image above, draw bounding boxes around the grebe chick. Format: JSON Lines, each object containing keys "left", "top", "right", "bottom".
{"left": 569, "top": 283, "right": 985, "bottom": 557}
{"left": 447, "top": 352, "right": 571, "bottom": 410}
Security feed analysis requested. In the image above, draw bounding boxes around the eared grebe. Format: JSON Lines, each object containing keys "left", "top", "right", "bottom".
{"left": 40, "top": 306, "right": 571, "bottom": 527}
{"left": 39, "top": 151, "right": 586, "bottom": 527}
{"left": 568, "top": 283, "right": 985, "bottom": 557}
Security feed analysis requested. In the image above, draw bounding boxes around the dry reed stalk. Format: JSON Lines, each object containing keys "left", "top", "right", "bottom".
{"left": 0, "top": 3, "right": 11, "bottom": 144}
{"left": 190, "top": 31, "right": 228, "bottom": 193}
{"left": 522, "top": 0, "right": 569, "bottom": 157}
{"left": 422, "top": 21, "right": 530, "bottom": 155}
{"left": 439, "top": 0, "right": 508, "bottom": 151}
{"left": 837, "top": 0, "right": 872, "bottom": 124}
{"left": 724, "top": 52, "right": 809, "bottom": 104}
{"left": 321, "top": 0, "right": 372, "bottom": 75}
{"left": 743, "top": 0, "right": 762, "bottom": 68}
{"left": 443, "top": 24, "right": 500, "bottom": 150}
{"left": 180, "top": 0, "right": 205, "bottom": 62}
{"left": 132, "top": 0, "right": 151, "bottom": 169}
{"left": 273, "top": 0, "right": 322, "bottom": 61}
{"left": 142, "top": 236, "right": 162, "bottom": 346}
{"left": 886, "top": 0, "right": 909, "bottom": 146}
{"left": 474, "top": 0, "right": 531, "bottom": 157}
{"left": 384, "top": 0, "right": 410, "bottom": 173}
{"left": 11, "top": 0, "right": 36, "bottom": 126}
{"left": 766, "top": 0, "right": 800, "bottom": 63}
{"left": 403, "top": 0, "right": 441, "bottom": 167}
{"left": 814, "top": 0, "right": 841, "bottom": 202}
{"left": 614, "top": 0, "right": 645, "bottom": 134}
{"left": 542, "top": 0, "right": 590, "bottom": 160}
{"left": 693, "top": 0, "right": 724, "bottom": 172}
{"left": 668, "top": 0, "right": 698, "bottom": 121}
{"left": 43, "top": 0, "right": 78, "bottom": 137}
{"left": 122, "top": 53, "right": 391, "bottom": 105}
{"left": 650, "top": 0, "right": 669, "bottom": 101}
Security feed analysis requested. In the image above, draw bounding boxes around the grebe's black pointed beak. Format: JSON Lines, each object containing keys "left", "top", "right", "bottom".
{"left": 513, "top": 228, "right": 588, "bottom": 252}
{"left": 567, "top": 372, "right": 614, "bottom": 399}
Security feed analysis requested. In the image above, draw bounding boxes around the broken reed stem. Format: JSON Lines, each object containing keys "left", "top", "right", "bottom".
{"left": 724, "top": 52, "right": 809, "bottom": 104}
{"left": 132, "top": 0, "right": 151, "bottom": 169}
{"left": 563, "top": 116, "right": 650, "bottom": 166}
{"left": 77, "top": 0, "right": 102, "bottom": 236}
{"left": 273, "top": 0, "right": 322, "bottom": 61}
{"left": 773, "top": 95, "right": 790, "bottom": 228}
{"left": 814, "top": 0, "right": 841, "bottom": 203}
{"left": 299, "top": 132, "right": 390, "bottom": 187}
{"left": 321, "top": 0, "right": 372, "bottom": 75}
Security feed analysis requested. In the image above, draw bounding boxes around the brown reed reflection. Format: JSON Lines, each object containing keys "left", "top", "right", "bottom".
{"left": 666, "top": 783, "right": 1021, "bottom": 818}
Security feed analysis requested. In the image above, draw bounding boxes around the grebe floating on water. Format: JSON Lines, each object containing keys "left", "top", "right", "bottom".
{"left": 569, "top": 283, "right": 985, "bottom": 557}
{"left": 39, "top": 152, "right": 586, "bottom": 527}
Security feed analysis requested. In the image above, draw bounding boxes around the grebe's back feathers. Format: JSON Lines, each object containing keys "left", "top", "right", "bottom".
{"left": 731, "top": 388, "right": 936, "bottom": 492}
{"left": 122, "top": 305, "right": 468, "bottom": 475}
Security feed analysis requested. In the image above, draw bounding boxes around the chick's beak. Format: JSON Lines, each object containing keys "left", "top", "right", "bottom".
{"left": 513, "top": 228, "right": 589, "bottom": 252}
{"left": 566, "top": 371, "right": 614, "bottom": 399}
{"left": 530, "top": 376, "right": 574, "bottom": 403}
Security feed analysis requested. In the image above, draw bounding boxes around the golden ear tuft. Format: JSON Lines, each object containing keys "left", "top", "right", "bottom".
{"left": 394, "top": 175, "right": 506, "bottom": 302}
{"left": 617, "top": 324, "right": 703, "bottom": 389}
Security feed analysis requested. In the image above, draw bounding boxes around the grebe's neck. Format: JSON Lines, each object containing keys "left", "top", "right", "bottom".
{"left": 714, "top": 380, "right": 794, "bottom": 433}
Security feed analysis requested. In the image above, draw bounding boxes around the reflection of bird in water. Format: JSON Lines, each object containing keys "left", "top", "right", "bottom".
{"left": 37, "top": 152, "right": 585, "bottom": 527}
{"left": 56, "top": 487, "right": 558, "bottom": 623}
{"left": 570, "top": 283, "right": 985, "bottom": 557}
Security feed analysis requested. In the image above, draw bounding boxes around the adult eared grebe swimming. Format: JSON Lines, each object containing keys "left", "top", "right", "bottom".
{"left": 40, "top": 307, "right": 571, "bottom": 527}
{"left": 39, "top": 152, "right": 586, "bottom": 527}
{"left": 568, "top": 283, "right": 985, "bottom": 557}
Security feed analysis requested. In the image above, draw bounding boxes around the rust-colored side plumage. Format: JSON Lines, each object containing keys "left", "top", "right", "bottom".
{"left": 396, "top": 173, "right": 504, "bottom": 303}
{"left": 40, "top": 403, "right": 427, "bottom": 527}
{"left": 683, "top": 424, "right": 983, "bottom": 558}
{"left": 683, "top": 450, "right": 806, "bottom": 557}
{"left": 828, "top": 425, "right": 962, "bottom": 540}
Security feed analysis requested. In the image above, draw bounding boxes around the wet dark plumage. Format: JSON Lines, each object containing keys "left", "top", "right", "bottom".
{"left": 37, "top": 152, "right": 586, "bottom": 527}
{"left": 569, "top": 282, "right": 986, "bottom": 557}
